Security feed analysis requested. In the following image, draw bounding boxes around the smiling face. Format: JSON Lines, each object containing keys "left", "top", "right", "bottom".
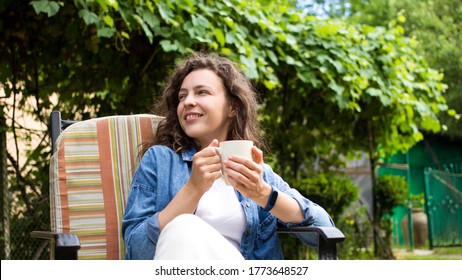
{"left": 177, "top": 69, "right": 236, "bottom": 149}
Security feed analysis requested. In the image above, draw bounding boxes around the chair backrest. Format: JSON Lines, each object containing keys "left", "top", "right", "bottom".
{"left": 50, "top": 113, "right": 163, "bottom": 259}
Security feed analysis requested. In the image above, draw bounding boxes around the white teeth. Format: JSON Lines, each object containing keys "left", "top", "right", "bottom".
{"left": 186, "top": 114, "right": 202, "bottom": 120}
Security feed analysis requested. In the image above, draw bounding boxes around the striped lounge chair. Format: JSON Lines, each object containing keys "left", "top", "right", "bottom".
{"left": 32, "top": 111, "right": 163, "bottom": 259}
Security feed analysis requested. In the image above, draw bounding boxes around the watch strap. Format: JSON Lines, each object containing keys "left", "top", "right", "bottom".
{"left": 262, "top": 186, "right": 278, "bottom": 212}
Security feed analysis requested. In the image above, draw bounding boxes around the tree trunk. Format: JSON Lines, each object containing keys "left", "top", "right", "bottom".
{"left": 0, "top": 104, "right": 10, "bottom": 259}
{"left": 367, "top": 120, "right": 378, "bottom": 257}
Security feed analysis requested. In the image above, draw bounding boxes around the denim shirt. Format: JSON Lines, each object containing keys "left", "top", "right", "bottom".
{"left": 122, "top": 145, "right": 334, "bottom": 260}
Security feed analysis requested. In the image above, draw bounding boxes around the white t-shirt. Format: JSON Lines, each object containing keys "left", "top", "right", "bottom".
{"left": 195, "top": 178, "right": 246, "bottom": 251}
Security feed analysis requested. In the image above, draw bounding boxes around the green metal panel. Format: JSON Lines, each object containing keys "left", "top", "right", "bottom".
{"left": 391, "top": 205, "right": 409, "bottom": 247}
{"left": 424, "top": 167, "right": 462, "bottom": 247}
{"left": 407, "top": 140, "right": 462, "bottom": 195}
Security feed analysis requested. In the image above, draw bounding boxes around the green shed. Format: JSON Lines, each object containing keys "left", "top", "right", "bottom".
{"left": 378, "top": 133, "right": 462, "bottom": 249}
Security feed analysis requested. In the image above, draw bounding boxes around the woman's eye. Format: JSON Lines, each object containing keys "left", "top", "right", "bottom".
{"left": 179, "top": 94, "right": 186, "bottom": 100}
{"left": 198, "top": 90, "right": 208, "bottom": 95}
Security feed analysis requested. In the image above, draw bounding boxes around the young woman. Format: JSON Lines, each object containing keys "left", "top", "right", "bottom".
{"left": 122, "top": 52, "right": 334, "bottom": 260}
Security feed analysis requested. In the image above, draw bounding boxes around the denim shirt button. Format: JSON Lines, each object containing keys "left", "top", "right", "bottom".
{"left": 245, "top": 203, "right": 250, "bottom": 207}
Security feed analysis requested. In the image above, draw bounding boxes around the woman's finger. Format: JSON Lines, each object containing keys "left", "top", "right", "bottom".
{"left": 252, "top": 146, "right": 264, "bottom": 165}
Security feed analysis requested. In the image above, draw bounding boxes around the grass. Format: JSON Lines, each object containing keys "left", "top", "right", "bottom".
{"left": 394, "top": 246, "right": 462, "bottom": 260}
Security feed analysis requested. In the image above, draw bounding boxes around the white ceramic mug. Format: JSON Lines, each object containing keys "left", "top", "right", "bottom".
{"left": 214, "top": 140, "right": 254, "bottom": 185}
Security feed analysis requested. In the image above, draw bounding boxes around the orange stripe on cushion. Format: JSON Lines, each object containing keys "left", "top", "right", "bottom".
{"left": 97, "top": 118, "right": 119, "bottom": 260}
{"left": 57, "top": 138, "right": 70, "bottom": 232}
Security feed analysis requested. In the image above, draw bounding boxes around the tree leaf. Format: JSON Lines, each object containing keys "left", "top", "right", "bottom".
{"left": 214, "top": 28, "right": 225, "bottom": 47}
{"left": 366, "top": 88, "right": 382, "bottom": 97}
{"left": 158, "top": 2, "right": 174, "bottom": 22}
{"left": 133, "top": 15, "right": 153, "bottom": 43}
{"left": 78, "top": 9, "right": 99, "bottom": 25}
{"left": 97, "top": 27, "right": 115, "bottom": 38}
{"left": 104, "top": 15, "right": 114, "bottom": 28}
{"left": 30, "top": 0, "right": 60, "bottom": 17}
{"left": 159, "top": 40, "right": 178, "bottom": 52}
{"left": 141, "top": 11, "right": 160, "bottom": 31}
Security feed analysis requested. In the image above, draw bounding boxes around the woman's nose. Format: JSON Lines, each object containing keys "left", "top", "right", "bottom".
{"left": 183, "top": 93, "right": 197, "bottom": 106}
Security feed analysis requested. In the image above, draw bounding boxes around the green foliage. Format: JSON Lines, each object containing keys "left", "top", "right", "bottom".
{"left": 294, "top": 173, "right": 359, "bottom": 220}
{"left": 374, "top": 175, "right": 408, "bottom": 218}
{"left": 281, "top": 175, "right": 370, "bottom": 260}
{"left": 261, "top": 17, "right": 448, "bottom": 180}
{"left": 30, "top": 0, "right": 61, "bottom": 17}
{"left": 336, "top": 203, "right": 374, "bottom": 259}
{"left": 374, "top": 174, "right": 408, "bottom": 258}
{"left": 409, "top": 193, "right": 425, "bottom": 209}
{"left": 346, "top": 0, "right": 462, "bottom": 139}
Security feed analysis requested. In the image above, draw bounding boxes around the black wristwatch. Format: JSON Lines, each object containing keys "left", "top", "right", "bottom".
{"left": 263, "top": 186, "right": 278, "bottom": 212}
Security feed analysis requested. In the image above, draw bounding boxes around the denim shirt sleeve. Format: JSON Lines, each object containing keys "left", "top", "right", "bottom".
{"left": 122, "top": 147, "right": 163, "bottom": 260}
{"left": 262, "top": 164, "right": 335, "bottom": 247}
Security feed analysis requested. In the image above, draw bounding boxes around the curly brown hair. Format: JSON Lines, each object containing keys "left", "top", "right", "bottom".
{"left": 144, "top": 52, "right": 266, "bottom": 154}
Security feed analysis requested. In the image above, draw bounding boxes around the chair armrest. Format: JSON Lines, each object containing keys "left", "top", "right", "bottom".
{"left": 31, "top": 231, "right": 80, "bottom": 260}
{"left": 277, "top": 226, "right": 345, "bottom": 260}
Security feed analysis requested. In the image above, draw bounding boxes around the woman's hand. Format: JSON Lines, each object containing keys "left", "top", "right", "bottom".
{"left": 223, "top": 146, "right": 272, "bottom": 207}
{"left": 159, "top": 140, "right": 222, "bottom": 230}
{"left": 187, "top": 139, "right": 222, "bottom": 194}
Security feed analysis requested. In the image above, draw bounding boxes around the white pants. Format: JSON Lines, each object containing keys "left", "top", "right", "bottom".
{"left": 154, "top": 214, "right": 245, "bottom": 260}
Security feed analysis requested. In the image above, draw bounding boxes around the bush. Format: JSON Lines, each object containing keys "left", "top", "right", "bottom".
{"left": 374, "top": 174, "right": 408, "bottom": 258}
{"left": 295, "top": 173, "right": 359, "bottom": 220}
{"left": 280, "top": 172, "right": 359, "bottom": 259}
{"left": 374, "top": 175, "right": 408, "bottom": 218}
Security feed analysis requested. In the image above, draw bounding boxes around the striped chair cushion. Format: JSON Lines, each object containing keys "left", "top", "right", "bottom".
{"left": 50, "top": 114, "right": 163, "bottom": 259}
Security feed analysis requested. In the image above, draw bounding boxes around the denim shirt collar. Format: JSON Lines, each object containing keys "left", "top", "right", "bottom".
{"left": 181, "top": 146, "right": 196, "bottom": 162}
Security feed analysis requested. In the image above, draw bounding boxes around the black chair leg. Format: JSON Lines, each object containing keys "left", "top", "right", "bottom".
{"left": 317, "top": 237, "right": 339, "bottom": 260}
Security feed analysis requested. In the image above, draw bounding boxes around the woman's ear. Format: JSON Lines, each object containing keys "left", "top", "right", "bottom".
{"left": 228, "top": 105, "right": 237, "bottom": 118}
